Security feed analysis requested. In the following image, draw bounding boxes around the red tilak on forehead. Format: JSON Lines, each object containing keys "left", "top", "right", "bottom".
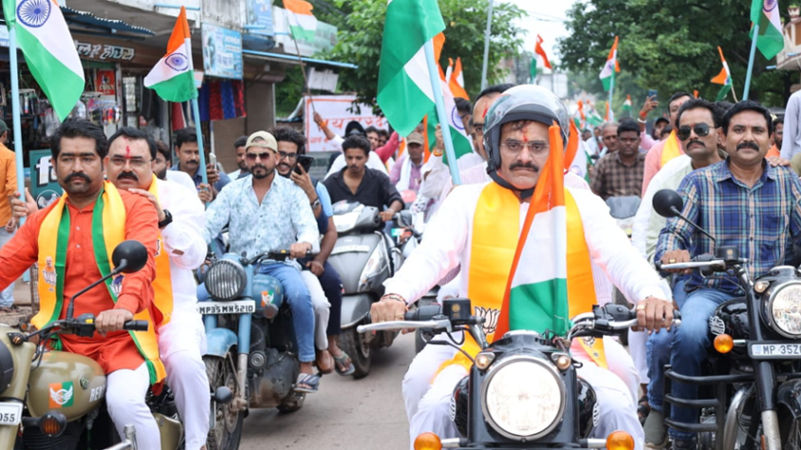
{"left": 482, "top": 106, "right": 489, "bottom": 119}
{"left": 125, "top": 145, "right": 131, "bottom": 158}
{"left": 522, "top": 134, "right": 528, "bottom": 143}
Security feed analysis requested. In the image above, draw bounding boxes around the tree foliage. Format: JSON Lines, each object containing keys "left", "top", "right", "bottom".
{"left": 312, "top": 0, "right": 524, "bottom": 109}
{"left": 559, "top": 0, "right": 795, "bottom": 107}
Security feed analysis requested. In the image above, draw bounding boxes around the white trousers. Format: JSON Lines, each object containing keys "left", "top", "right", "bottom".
{"left": 159, "top": 305, "right": 210, "bottom": 450}
{"left": 300, "top": 270, "right": 331, "bottom": 350}
{"left": 107, "top": 363, "right": 161, "bottom": 450}
{"left": 628, "top": 329, "right": 650, "bottom": 384}
{"left": 404, "top": 335, "right": 643, "bottom": 450}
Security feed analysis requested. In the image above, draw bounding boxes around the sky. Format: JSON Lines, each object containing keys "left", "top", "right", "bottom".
{"left": 508, "top": 0, "right": 577, "bottom": 65}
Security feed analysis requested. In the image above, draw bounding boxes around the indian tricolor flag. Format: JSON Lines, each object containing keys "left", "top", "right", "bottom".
{"left": 750, "top": 0, "right": 783, "bottom": 59}
{"left": 599, "top": 36, "right": 620, "bottom": 92}
{"left": 710, "top": 46, "right": 734, "bottom": 101}
{"left": 447, "top": 57, "right": 469, "bottom": 99}
{"left": 284, "top": 0, "right": 317, "bottom": 41}
{"left": 495, "top": 123, "right": 570, "bottom": 337}
{"left": 377, "top": 0, "right": 445, "bottom": 137}
{"left": 144, "top": 6, "right": 196, "bottom": 102}
{"left": 2, "top": 0, "right": 84, "bottom": 120}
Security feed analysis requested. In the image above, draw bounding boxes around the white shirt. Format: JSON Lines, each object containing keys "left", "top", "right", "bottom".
{"left": 165, "top": 169, "right": 197, "bottom": 192}
{"left": 384, "top": 182, "right": 665, "bottom": 306}
{"left": 782, "top": 90, "right": 801, "bottom": 160}
{"left": 154, "top": 178, "right": 207, "bottom": 309}
{"left": 325, "top": 152, "right": 388, "bottom": 179}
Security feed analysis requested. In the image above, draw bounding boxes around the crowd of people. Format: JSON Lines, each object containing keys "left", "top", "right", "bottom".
{"left": 0, "top": 76, "right": 798, "bottom": 449}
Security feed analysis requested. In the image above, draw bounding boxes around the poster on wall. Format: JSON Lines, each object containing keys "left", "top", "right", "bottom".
{"left": 95, "top": 69, "right": 116, "bottom": 95}
{"left": 303, "top": 95, "right": 387, "bottom": 152}
{"left": 247, "top": 0, "right": 274, "bottom": 36}
{"left": 29, "top": 149, "right": 62, "bottom": 209}
{"left": 202, "top": 23, "right": 243, "bottom": 80}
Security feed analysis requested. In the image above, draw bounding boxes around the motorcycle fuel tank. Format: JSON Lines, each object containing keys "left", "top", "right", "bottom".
{"left": 27, "top": 351, "right": 106, "bottom": 421}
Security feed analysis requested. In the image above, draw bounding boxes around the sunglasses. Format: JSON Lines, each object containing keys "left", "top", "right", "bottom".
{"left": 246, "top": 152, "right": 272, "bottom": 161}
{"left": 677, "top": 123, "right": 712, "bottom": 141}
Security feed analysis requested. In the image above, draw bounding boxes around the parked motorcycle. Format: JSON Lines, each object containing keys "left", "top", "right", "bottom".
{"left": 199, "top": 249, "right": 309, "bottom": 449}
{"left": 654, "top": 188, "right": 801, "bottom": 450}
{"left": 0, "top": 240, "right": 192, "bottom": 449}
{"left": 358, "top": 299, "right": 654, "bottom": 449}
{"left": 327, "top": 201, "right": 405, "bottom": 378}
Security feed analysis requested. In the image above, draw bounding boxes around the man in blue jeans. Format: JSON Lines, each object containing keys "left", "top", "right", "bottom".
{"left": 203, "top": 130, "right": 321, "bottom": 392}
{"left": 655, "top": 101, "right": 801, "bottom": 448}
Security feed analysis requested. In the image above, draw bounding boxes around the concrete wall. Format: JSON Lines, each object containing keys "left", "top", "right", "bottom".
{"left": 211, "top": 81, "right": 275, "bottom": 172}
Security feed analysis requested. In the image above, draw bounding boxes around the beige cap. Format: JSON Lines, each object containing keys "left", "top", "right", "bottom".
{"left": 245, "top": 131, "right": 277, "bottom": 151}
{"left": 406, "top": 132, "right": 424, "bottom": 146}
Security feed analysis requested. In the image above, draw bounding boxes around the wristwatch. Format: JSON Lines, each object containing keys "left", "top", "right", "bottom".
{"left": 158, "top": 209, "right": 173, "bottom": 229}
{"left": 310, "top": 198, "right": 321, "bottom": 209}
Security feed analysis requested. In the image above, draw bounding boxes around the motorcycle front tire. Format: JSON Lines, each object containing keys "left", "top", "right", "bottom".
{"left": 204, "top": 354, "right": 244, "bottom": 450}
{"left": 339, "top": 325, "right": 371, "bottom": 379}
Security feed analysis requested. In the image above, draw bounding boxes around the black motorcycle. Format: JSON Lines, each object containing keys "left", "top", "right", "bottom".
{"left": 654, "top": 189, "right": 801, "bottom": 450}
{"left": 358, "top": 299, "right": 657, "bottom": 449}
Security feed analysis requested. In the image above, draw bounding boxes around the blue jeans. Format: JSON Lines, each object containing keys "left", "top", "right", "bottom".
{"left": 647, "top": 277, "right": 689, "bottom": 412}
{"left": 668, "top": 287, "right": 733, "bottom": 440}
{"left": 256, "top": 263, "right": 315, "bottom": 363}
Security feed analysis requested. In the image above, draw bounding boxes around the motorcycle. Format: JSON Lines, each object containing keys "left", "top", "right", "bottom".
{"left": 654, "top": 188, "right": 801, "bottom": 450}
{"left": 199, "top": 249, "right": 310, "bottom": 449}
{"left": 0, "top": 240, "right": 196, "bottom": 449}
{"left": 358, "top": 299, "right": 660, "bottom": 449}
{"left": 327, "top": 201, "right": 405, "bottom": 378}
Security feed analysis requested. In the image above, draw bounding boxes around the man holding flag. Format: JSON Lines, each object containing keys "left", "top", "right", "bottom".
{"left": 371, "top": 85, "right": 673, "bottom": 448}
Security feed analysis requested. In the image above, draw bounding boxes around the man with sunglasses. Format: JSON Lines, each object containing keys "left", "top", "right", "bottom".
{"left": 203, "top": 131, "right": 322, "bottom": 392}
{"left": 631, "top": 98, "right": 723, "bottom": 448}
{"left": 590, "top": 118, "right": 646, "bottom": 200}
{"left": 656, "top": 101, "right": 801, "bottom": 449}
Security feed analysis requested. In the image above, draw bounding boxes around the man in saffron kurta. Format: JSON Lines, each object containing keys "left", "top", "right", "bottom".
{"left": 0, "top": 119, "right": 162, "bottom": 449}
{"left": 371, "top": 86, "right": 672, "bottom": 449}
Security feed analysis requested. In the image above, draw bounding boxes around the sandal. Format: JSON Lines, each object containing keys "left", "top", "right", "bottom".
{"left": 333, "top": 351, "right": 355, "bottom": 376}
{"left": 294, "top": 372, "right": 320, "bottom": 393}
{"left": 638, "top": 394, "right": 650, "bottom": 424}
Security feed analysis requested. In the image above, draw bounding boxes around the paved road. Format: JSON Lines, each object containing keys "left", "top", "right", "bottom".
{"left": 240, "top": 333, "right": 416, "bottom": 450}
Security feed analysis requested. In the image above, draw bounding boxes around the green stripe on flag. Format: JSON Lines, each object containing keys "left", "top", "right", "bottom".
{"left": 715, "top": 83, "right": 732, "bottom": 101}
{"left": 148, "top": 71, "right": 197, "bottom": 103}
{"left": 508, "top": 278, "right": 569, "bottom": 335}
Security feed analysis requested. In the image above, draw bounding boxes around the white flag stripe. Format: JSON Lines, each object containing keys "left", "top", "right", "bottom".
{"left": 509, "top": 206, "right": 567, "bottom": 287}
{"left": 18, "top": 2, "right": 82, "bottom": 77}
{"left": 404, "top": 44, "right": 435, "bottom": 103}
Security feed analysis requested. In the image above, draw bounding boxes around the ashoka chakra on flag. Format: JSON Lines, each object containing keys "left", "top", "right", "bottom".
{"left": 17, "top": 0, "right": 51, "bottom": 28}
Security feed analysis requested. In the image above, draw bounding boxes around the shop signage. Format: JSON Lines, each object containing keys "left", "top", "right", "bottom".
{"left": 247, "top": 0, "right": 274, "bottom": 36}
{"left": 202, "top": 23, "right": 243, "bottom": 80}
{"left": 75, "top": 40, "right": 136, "bottom": 61}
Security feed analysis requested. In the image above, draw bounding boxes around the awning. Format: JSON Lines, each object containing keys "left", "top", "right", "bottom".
{"left": 61, "top": 6, "right": 154, "bottom": 38}
{"left": 242, "top": 49, "right": 357, "bottom": 70}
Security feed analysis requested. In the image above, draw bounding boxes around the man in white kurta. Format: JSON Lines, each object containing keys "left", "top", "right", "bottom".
{"left": 371, "top": 85, "right": 673, "bottom": 450}
{"left": 105, "top": 129, "right": 210, "bottom": 450}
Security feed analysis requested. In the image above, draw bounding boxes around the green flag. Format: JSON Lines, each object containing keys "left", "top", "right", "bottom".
{"left": 750, "top": 0, "right": 784, "bottom": 59}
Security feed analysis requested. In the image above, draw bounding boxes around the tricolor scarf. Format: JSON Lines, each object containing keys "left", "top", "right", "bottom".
{"left": 660, "top": 130, "right": 683, "bottom": 167}
{"left": 440, "top": 123, "right": 606, "bottom": 374}
{"left": 147, "top": 175, "right": 174, "bottom": 326}
{"left": 35, "top": 182, "right": 166, "bottom": 384}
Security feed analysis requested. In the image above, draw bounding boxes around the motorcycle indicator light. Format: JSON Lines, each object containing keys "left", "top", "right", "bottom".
{"left": 475, "top": 352, "right": 495, "bottom": 370}
{"left": 39, "top": 411, "right": 67, "bottom": 437}
{"left": 552, "top": 352, "right": 572, "bottom": 371}
{"left": 413, "top": 432, "right": 442, "bottom": 450}
{"left": 605, "top": 430, "right": 634, "bottom": 450}
{"left": 755, "top": 280, "right": 770, "bottom": 293}
{"left": 714, "top": 334, "right": 734, "bottom": 354}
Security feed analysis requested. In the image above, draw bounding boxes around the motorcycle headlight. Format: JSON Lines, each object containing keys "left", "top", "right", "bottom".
{"left": 767, "top": 282, "right": 801, "bottom": 338}
{"left": 480, "top": 355, "right": 565, "bottom": 440}
{"left": 205, "top": 259, "right": 247, "bottom": 301}
{"left": 358, "top": 245, "right": 387, "bottom": 291}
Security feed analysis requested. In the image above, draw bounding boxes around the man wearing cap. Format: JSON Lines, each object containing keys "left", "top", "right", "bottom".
{"left": 0, "top": 120, "right": 16, "bottom": 310}
{"left": 203, "top": 131, "right": 322, "bottom": 392}
{"left": 390, "top": 132, "right": 425, "bottom": 193}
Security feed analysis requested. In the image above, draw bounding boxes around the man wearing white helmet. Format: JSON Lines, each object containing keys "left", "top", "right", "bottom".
{"left": 370, "top": 85, "right": 673, "bottom": 449}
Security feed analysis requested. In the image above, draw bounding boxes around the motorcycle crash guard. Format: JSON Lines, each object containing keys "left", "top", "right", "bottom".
{"left": 777, "top": 379, "right": 801, "bottom": 419}
{"left": 340, "top": 294, "right": 372, "bottom": 328}
{"left": 204, "top": 327, "right": 238, "bottom": 358}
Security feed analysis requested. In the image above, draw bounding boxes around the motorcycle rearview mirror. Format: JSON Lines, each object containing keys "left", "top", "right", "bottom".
{"left": 65, "top": 240, "right": 149, "bottom": 320}
{"left": 652, "top": 189, "right": 717, "bottom": 245}
{"left": 395, "top": 210, "right": 413, "bottom": 228}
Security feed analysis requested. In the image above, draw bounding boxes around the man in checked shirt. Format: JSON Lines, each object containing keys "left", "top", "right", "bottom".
{"left": 655, "top": 100, "right": 801, "bottom": 449}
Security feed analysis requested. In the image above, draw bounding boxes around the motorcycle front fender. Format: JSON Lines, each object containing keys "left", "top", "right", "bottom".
{"left": 340, "top": 294, "right": 372, "bottom": 328}
{"left": 204, "top": 328, "right": 239, "bottom": 358}
{"left": 777, "top": 378, "right": 801, "bottom": 419}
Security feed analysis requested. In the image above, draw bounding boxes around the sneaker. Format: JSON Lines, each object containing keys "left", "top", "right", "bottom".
{"left": 644, "top": 410, "right": 667, "bottom": 449}
{"left": 671, "top": 437, "right": 696, "bottom": 449}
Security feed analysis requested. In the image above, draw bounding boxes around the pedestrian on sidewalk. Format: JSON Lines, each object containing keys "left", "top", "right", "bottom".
{"left": 0, "top": 120, "right": 16, "bottom": 311}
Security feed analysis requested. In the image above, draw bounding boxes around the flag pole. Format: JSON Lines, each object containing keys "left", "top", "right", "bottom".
{"left": 8, "top": 25, "right": 25, "bottom": 219}
{"left": 479, "top": 0, "right": 493, "bottom": 91}
{"left": 190, "top": 98, "right": 209, "bottom": 185}
{"left": 743, "top": 23, "right": 759, "bottom": 101}
{"left": 607, "top": 70, "right": 615, "bottom": 122}
{"left": 424, "top": 39, "right": 461, "bottom": 185}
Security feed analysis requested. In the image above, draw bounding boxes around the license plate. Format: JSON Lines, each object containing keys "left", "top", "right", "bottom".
{"left": 197, "top": 300, "right": 256, "bottom": 315}
{"left": 0, "top": 401, "right": 22, "bottom": 425}
{"left": 748, "top": 342, "right": 801, "bottom": 359}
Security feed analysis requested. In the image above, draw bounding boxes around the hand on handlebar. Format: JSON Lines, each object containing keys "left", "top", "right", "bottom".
{"left": 289, "top": 242, "right": 312, "bottom": 259}
{"left": 635, "top": 296, "right": 677, "bottom": 332}
{"left": 379, "top": 210, "right": 396, "bottom": 222}
{"left": 95, "top": 308, "right": 134, "bottom": 335}
{"left": 660, "top": 249, "right": 692, "bottom": 274}
{"left": 371, "top": 294, "right": 408, "bottom": 323}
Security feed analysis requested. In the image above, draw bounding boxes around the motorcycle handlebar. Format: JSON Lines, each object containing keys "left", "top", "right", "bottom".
{"left": 123, "top": 320, "right": 149, "bottom": 331}
{"left": 404, "top": 305, "right": 442, "bottom": 321}
{"left": 357, "top": 318, "right": 452, "bottom": 334}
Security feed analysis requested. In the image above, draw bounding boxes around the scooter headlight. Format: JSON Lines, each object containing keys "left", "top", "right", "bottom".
{"left": 334, "top": 210, "right": 361, "bottom": 233}
{"left": 205, "top": 259, "right": 247, "bottom": 301}
{"left": 767, "top": 282, "right": 801, "bottom": 338}
{"left": 481, "top": 355, "right": 565, "bottom": 440}
{"left": 358, "top": 245, "right": 387, "bottom": 291}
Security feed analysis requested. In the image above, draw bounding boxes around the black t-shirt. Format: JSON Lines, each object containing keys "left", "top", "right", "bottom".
{"left": 324, "top": 167, "right": 404, "bottom": 210}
